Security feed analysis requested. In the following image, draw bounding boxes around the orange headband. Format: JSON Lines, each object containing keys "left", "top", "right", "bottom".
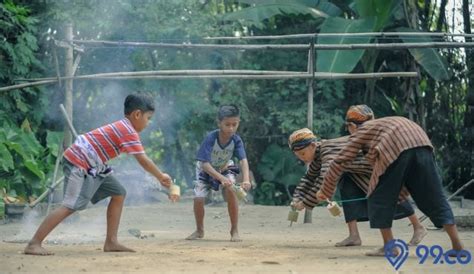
{"left": 346, "top": 105, "right": 374, "bottom": 124}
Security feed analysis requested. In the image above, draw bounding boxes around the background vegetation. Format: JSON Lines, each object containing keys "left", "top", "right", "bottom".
{"left": 1, "top": 0, "right": 473, "bottom": 205}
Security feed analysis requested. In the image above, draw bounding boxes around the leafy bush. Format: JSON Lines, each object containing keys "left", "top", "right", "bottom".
{"left": 255, "top": 144, "right": 305, "bottom": 205}
{"left": 0, "top": 118, "right": 62, "bottom": 200}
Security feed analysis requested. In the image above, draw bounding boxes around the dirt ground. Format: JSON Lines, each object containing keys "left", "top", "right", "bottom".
{"left": 0, "top": 199, "right": 473, "bottom": 274}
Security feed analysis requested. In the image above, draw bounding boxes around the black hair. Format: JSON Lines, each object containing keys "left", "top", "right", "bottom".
{"left": 218, "top": 104, "right": 240, "bottom": 121}
{"left": 124, "top": 93, "right": 155, "bottom": 115}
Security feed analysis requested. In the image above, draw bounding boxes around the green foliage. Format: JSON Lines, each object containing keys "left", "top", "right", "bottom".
{"left": 316, "top": 17, "right": 376, "bottom": 73}
{"left": 1, "top": 0, "right": 470, "bottom": 204}
{"left": 1, "top": 0, "right": 46, "bottom": 124}
{"left": 223, "top": 0, "right": 339, "bottom": 28}
{"left": 354, "top": 0, "right": 394, "bottom": 31}
{"left": 254, "top": 181, "right": 280, "bottom": 205}
{"left": 0, "top": 121, "right": 61, "bottom": 199}
{"left": 0, "top": 0, "right": 41, "bottom": 77}
{"left": 397, "top": 27, "right": 451, "bottom": 81}
{"left": 0, "top": 1, "right": 56, "bottom": 199}
{"left": 256, "top": 144, "right": 305, "bottom": 204}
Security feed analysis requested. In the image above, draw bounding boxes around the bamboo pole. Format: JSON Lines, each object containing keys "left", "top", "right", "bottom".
{"left": 28, "top": 176, "right": 64, "bottom": 208}
{"left": 72, "top": 53, "right": 82, "bottom": 75}
{"left": 0, "top": 79, "right": 58, "bottom": 91}
{"left": 64, "top": 23, "right": 74, "bottom": 148}
{"left": 0, "top": 71, "right": 419, "bottom": 92}
{"left": 60, "top": 104, "right": 78, "bottom": 138}
{"left": 46, "top": 143, "right": 63, "bottom": 214}
{"left": 90, "top": 72, "right": 417, "bottom": 79}
{"left": 13, "top": 70, "right": 310, "bottom": 82}
{"left": 31, "top": 104, "right": 79, "bottom": 211}
{"left": 71, "top": 40, "right": 309, "bottom": 50}
{"left": 68, "top": 40, "right": 474, "bottom": 51}
{"left": 307, "top": 41, "right": 315, "bottom": 131}
{"left": 204, "top": 32, "right": 474, "bottom": 40}
{"left": 311, "top": 42, "right": 474, "bottom": 50}
{"left": 53, "top": 45, "right": 62, "bottom": 88}
{"left": 304, "top": 40, "right": 315, "bottom": 224}
{"left": 416, "top": 179, "right": 474, "bottom": 224}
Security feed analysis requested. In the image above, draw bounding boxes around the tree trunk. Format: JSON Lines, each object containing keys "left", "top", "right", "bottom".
{"left": 175, "top": 137, "right": 194, "bottom": 188}
{"left": 436, "top": 0, "right": 448, "bottom": 32}
{"left": 461, "top": 0, "right": 474, "bottom": 197}
{"left": 402, "top": 0, "right": 424, "bottom": 127}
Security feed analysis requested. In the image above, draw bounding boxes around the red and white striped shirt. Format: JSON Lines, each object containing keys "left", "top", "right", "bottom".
{"left": 64, "top": 118, "right": 145, "bottom": 170}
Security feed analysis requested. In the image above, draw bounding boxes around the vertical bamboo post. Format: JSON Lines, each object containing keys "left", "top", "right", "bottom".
{"left": 304, "top": 40, "right": 315, "bottom": 224}
{"left": 63, "top": 23, "right": 74, "bottom": 148}
{"left": 307, "top": 41, "right": 314, "bottom": 130}
{"left": 50, "top": 23, "right": 74, "bottom": 204}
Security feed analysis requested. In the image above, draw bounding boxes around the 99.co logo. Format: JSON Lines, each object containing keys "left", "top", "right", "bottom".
{"left": 384, "top": 239, "right": 472, "bottom": 271}
{"left": 416, "top": 245, "right": 471, "bottom": 265}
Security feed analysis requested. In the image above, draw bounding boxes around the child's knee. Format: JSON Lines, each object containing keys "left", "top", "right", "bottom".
{"left": 110, "top": 195, "right": 126, "bottom": 202}
{"left": 194, "top": 197, "right": 205, "bottom": 203}
{"left": 224, "top": 186, "right": 236, "bottom": 197}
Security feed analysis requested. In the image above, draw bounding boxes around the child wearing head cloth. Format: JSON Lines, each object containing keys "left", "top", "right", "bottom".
{"left": 289, "top": 121, "right": 426, "bottom": 249}
{"left": 186, "top": 104, "right": 251, "bottom": 242}
{"left": 317, "top": 105, "right": 465, "bottom": 256}
{"left": 346, "top": 104, "right": 374, "bottom": 124}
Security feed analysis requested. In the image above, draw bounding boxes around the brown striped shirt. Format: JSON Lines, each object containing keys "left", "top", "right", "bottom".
{"left": 294, "top": 136, "right": 373, "bottom": 208}
{"left": 320, "top": 116, "right": 433, "bottom": 198}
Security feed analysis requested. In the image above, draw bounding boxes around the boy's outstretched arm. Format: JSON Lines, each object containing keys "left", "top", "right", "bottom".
{"left": 239, "top": 159, "right": 251, "bottom": 191}
{"left": 134, "top": 154, "right": 172, "bottom": 188}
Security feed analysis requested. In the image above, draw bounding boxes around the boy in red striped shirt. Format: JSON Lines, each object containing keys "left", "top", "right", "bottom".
{"left": 25, "top": 93, "right": 176, "bottom": 255}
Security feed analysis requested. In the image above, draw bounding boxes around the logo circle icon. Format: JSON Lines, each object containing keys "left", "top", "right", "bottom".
{"left": 384, "top": 239, "right": 409, "bottom": 271}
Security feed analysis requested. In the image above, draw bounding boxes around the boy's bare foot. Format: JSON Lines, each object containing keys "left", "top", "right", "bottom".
{"left": 185, "top": 230, "right": 204, "bottom": 240}
{"left": 24, "top": 243, "right": 54, "bottom": 256}
{"left": 408, "top": 226, "right": 428, "bottom": 246}
{"left": 230, "top": 231, "right": 242, "bottom": 242}
{"left": 103, "top": 242, "right": 135, "bottom": 252}
{"left": 365, "top": 246, "right": 400, "bottom": 257}
{"left": 335, "top": 236, "right": 362, "bottom": 247}
{"left": 447, "top": 249, "right": 469, "bottom": 257}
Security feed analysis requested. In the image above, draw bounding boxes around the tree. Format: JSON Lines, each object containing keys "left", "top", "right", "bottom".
{"left": 0, "top": 0, "right": 58, "bottom": 201}
{"left": 461, "top": 0, "right": 474, "bottom": 197}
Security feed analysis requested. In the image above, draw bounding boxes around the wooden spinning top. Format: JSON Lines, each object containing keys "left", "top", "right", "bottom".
{"left": 326, "top": 199, "right": 342, "bottom": 217}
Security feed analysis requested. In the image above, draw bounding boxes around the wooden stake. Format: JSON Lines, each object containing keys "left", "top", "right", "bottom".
{"left": 63, "top": 23, "right": 74, "bottom": 148}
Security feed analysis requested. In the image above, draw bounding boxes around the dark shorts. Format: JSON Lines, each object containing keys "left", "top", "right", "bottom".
{"left": 62, "top": 160, "right": 126, "bottom": 211}
{"left": 339, "top": 174, "right": 414, "bottom": 223}
{"left": 368, "top": 147, "right": 454, "bottom": 228}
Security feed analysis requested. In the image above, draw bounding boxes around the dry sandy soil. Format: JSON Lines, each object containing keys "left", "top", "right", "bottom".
{"left": 0, "top": 199, "right": 473, "bottom": 274}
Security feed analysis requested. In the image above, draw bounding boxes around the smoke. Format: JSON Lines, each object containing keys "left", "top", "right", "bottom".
{"left": 12, "top": 0, "right": 230, "bottom": 243}
{"left": 17, "top": 83, "right": 176, "bottom": 244}
{"left": 8, "top": 204, "right": 106, "bottom": 244}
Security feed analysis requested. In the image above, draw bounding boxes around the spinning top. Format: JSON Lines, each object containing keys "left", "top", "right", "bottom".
{"left": 287, "top": 206, "right": 299, "bottom": 226}
{"left": 326, "top": 199, "right": 342, "bottom": 217}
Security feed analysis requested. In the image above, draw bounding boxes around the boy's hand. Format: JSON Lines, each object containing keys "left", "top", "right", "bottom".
{"left": 241, "top": 181, "right": 251, "bottom": 191}
{"left": 291, "top": 201, "right": 305, "bottom": 211}
{"left": 291, "top": 199, "right": 305, "bottom": 211}
{"left": 220, "top": 176, "right": 233, "bottom": 187}
{"left": 169, "top": 194, "right": 180, "bottom": 203}
{"left": 316, "top": 190, "right": 327, "bottom": 201}
{"left": 159, "top": 173, "right": 172, "bottom": 188}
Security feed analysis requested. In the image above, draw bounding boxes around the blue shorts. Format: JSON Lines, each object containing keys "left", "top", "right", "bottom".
{"left": 193, "top": 162, "right": 239, "bottom": 198}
